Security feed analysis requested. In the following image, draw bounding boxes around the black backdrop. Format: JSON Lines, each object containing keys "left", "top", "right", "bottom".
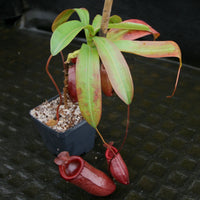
{"left": 1, "top": 0, "right": 200, "bottom": 67}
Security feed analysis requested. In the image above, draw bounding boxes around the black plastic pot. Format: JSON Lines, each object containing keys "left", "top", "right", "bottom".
{"left": 30, "top": 95, "right": 96, "bottom": 156}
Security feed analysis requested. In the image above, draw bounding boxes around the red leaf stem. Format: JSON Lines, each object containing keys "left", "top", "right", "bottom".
{"left": 117, "top": 105, "right": 130, "bottom": 153}
{"left": 45, "top": 54, "right": 63, "bottom": 122}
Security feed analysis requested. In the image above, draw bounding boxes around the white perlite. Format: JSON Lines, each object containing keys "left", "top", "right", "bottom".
{"left": 30, "top": 95, "right": 83, "bottom": 132}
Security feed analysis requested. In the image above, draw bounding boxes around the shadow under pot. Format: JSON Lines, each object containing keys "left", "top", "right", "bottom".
{"left": 29, "top": 95, "right": 96, "bottom": 156}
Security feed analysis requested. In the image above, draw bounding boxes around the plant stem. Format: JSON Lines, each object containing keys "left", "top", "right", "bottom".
{"left": 63, "top": 66, "right": 68, "bottom": 108}
{"left": 99, "top": 0, "right": 113, "bottom": 37}
{"left": 60, "top": 51, "right": 68, "bottom": 108}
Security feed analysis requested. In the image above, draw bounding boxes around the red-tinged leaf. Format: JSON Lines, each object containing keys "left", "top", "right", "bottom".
{"left": 68, "top": 64, "right": 78, "bottom": 102}
{"left": 107, "top": 19, "right": 160, "bottom": 41}
{"left": 51, "top": 8, "right": 89, "bottom": 32}
{"left": 52, "top": 9, "right": 75, "bottom": 32}
{"left": 76, "top": 44, "right": 101, "bottom": 128}
{"left": 114, "top": 40, "right": 182, "bottom": 97}
{"left": 100, "top": 64, "right": 113, "bottom": 97}
{"left": 93, "top": 37, "right": 134, "bottom": 105}
{"left": 114, "top": 40, "right": 181, "bottom": 58}
{"left": 108, "top": 22, "right": 150, "bottom": 31}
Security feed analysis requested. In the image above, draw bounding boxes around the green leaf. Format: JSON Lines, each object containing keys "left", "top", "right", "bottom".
{"left": 51, "top": 8, "right": 89, "bottom": 32}
{"left": 74, "top": 8, "right": 89, "bottom": 25}
{"left": 76, "top": 44, "right": 102, "bottom": 128}
{"left": 75, "top": 8, "right": 90, "bottom": 40}
{"left": 92, "top": 14, "right": 102, "bottom": 35}
{"left": 108, "top": 22, "right": 150, "bottom": 31}
{"left": 109, "top": 15, "right": 122, "bottom": 23}
{"left": 84, "top": 25, "right": 95, "bottom": 37}
{"left": 51, "top": 9, "right": 75, "bottom": 32}
{"left": 93, "top": 37, "right": 134, "bottom": 105}
{"left": 50, "top": 20, "right": 85, "bottom": 56}
{"left": 114, "top": 40, "right": 182, "bottom": 98}
{"left": 113, "top": 40, "right": 181, "bottom": 59}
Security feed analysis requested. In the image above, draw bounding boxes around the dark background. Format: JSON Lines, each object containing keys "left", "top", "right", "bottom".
{"left": 1, "top": 0, "right": 200, "bottom": 67}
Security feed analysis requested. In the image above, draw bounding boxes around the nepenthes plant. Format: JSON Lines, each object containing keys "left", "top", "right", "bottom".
{"left": 45, "top": 0, "right": 182, "bottom": 195}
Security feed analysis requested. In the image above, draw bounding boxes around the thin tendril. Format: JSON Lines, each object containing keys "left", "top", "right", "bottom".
{"left": 167, "top": 58, "right": 182, "bottom": 98}
{"left": 95, "top": 128, "right": 116, "bottom": 154}
{"left": 107, "top": 104, "right": 130, "bottom": 172}
{"left": 60, "top": 51, "right": 66, "bottom": 70}
{"left": 118, "top": 105, "right": 130, "bottom": 153}
{"left": 95, "top": 127, "right": 117, "bottom": 176}
{"left": 95, "top": 128, "right": 109, "bottom": 146}
{"left": 45, "top": 54, "right": 62, "bottom": 122}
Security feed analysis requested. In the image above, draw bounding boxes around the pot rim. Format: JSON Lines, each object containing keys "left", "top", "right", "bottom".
{"left": 29, "top": 94, "right": 87, "bottom": 135}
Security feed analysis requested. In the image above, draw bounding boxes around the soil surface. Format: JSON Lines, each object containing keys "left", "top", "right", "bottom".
{"left": 30, "top": 95, "right": 83, "bottom": 132}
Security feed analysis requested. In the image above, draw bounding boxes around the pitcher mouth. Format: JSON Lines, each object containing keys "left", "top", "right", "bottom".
{"left": 59, "top": 156, "right": 84, "bottom": 180}
{"left": 105, "top": 146, "right": 118, "bottom": 160}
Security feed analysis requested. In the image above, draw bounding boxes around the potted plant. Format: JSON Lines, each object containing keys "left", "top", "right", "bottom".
{"left": 30, "top": 0, "right": 182, "bottom": 195}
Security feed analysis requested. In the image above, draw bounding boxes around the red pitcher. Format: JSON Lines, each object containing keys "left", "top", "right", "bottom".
{"left": 105, "top": 144, "right": 129, "bottom": 185}
{"left": 54, "top": 151, "right": 116, "bottom": 196}
{"left": 100, "top": 64, "right": 113, "bottom": 97}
